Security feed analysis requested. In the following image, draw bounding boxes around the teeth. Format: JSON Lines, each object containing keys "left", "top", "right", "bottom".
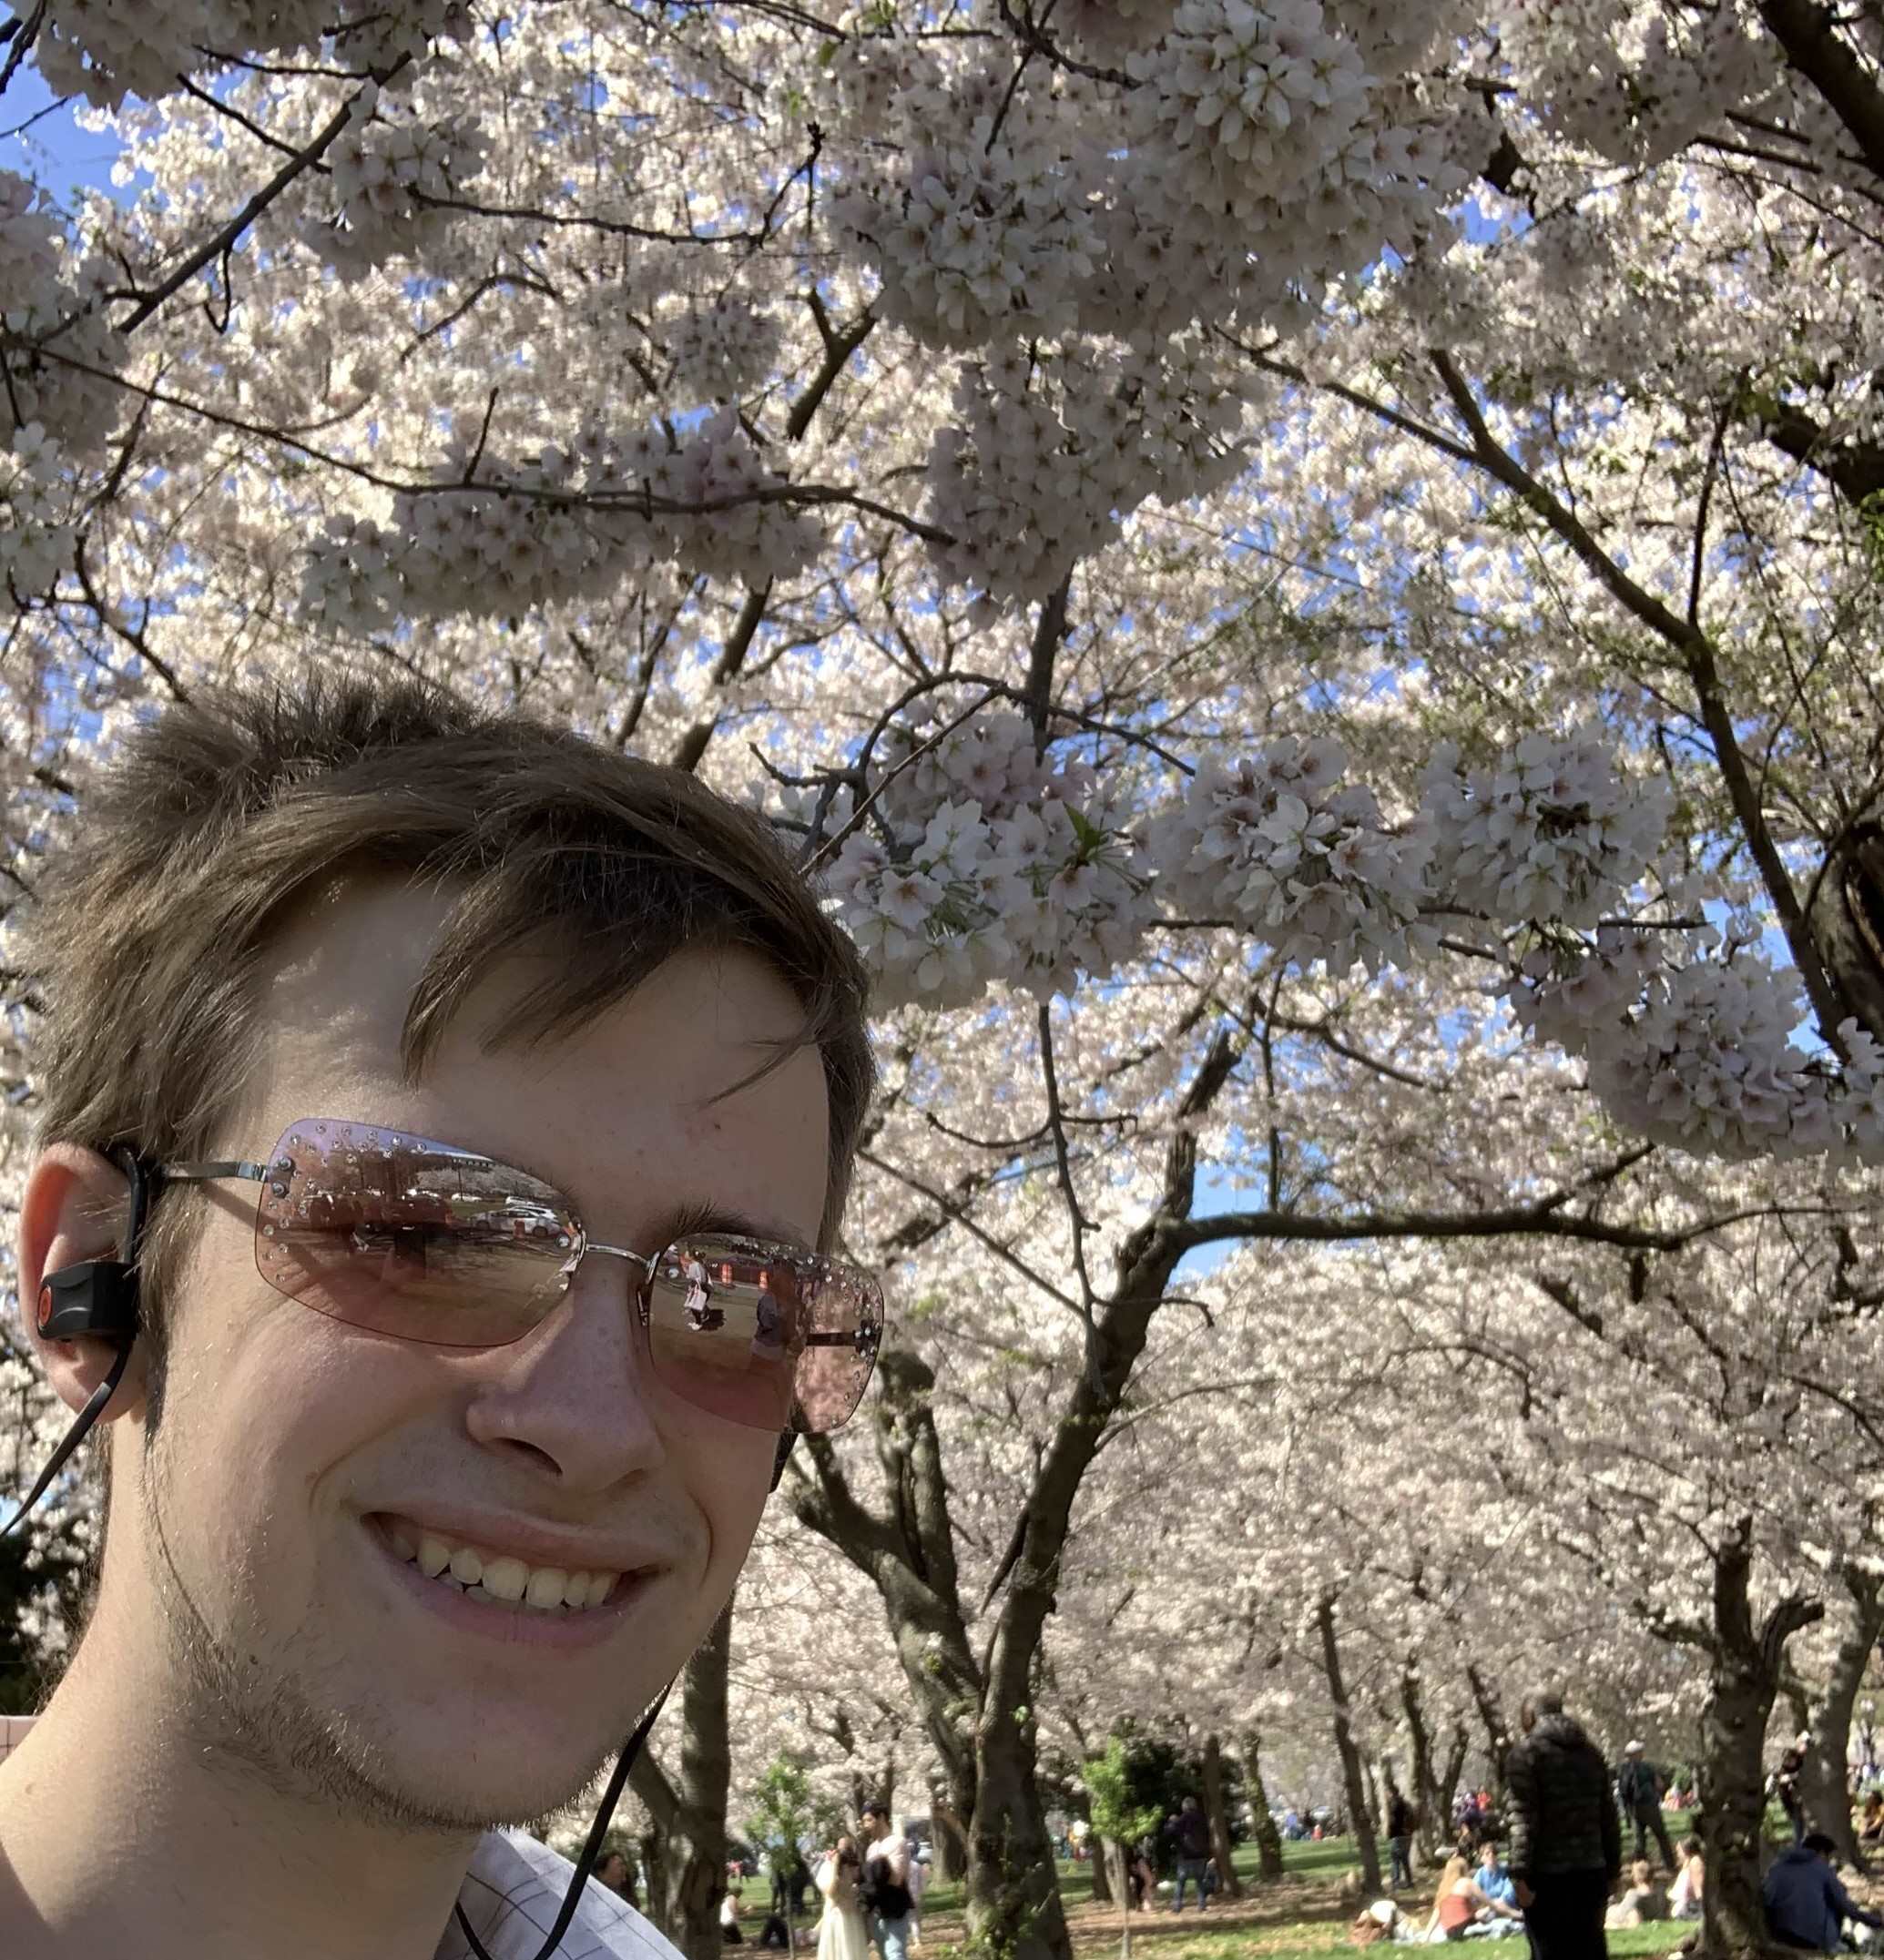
{"left": 480, "top": 1556, "right": 529, "bottom": 1603}
{"left": 387, "top": 1519, "right": 626, "bottom": 1612}
{"left": 525, "top": 1567, "right": 568, "bottom": 1610}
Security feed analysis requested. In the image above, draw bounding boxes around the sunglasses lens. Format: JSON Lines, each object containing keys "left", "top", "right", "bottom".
{"left": 793, "top": 1261, "right": 883, "bottom": 1435}
{"left": 254, "top": 1122, "right": 575, "bottom": 1346}
{"left": 646, "top": 1235, "right": 881, "bottom": 1434}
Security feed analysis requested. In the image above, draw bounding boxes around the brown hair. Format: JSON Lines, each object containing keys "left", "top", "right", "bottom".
{"left": 19, "top": 670, "right": 877, "bottom": 1461}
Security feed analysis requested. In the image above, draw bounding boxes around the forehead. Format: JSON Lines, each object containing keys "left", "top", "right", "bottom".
{"left": 228, "top": 876, "right": 830, "bottom": 1244}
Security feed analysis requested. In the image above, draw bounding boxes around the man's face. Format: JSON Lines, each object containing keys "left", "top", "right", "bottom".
{"left": 97, "top": 878, "right": 830, "bottom": 1832}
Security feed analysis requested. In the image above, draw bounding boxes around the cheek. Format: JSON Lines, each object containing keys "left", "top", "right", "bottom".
{"left": 158, "top": 1275, "right": 425, "bottom": 1575}
{"left": 685, "top": 1418, "right": 775, "bottom": 1577}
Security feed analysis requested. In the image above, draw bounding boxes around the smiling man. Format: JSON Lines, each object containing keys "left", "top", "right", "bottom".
{"left": 0, "top": 677, "right": 881, "bottom": 1960}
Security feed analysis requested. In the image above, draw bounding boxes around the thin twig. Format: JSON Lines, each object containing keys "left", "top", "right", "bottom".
{"left": 118, "top": 72, "right": 392, "bottom": 332}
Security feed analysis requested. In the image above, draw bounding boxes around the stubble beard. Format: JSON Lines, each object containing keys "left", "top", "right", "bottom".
{"left": 137, "top": 1433, "right": 619, "bottom": 1837}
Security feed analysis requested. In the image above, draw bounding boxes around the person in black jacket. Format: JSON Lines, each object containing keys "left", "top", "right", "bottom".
{"left": 1616, "top": 1743, "right": 1677, "bottom": 1873}
{"left": 1503, "top": 1691, "right": 1622, "bottom": 1960}
{"left": 1386, "top": 1784, "right": 1417, "bottom": 1890}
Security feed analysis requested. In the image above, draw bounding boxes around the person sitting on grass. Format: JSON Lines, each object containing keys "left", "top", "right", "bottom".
{"left": 1476, "top": 1841, "right": 1519, "bottom": 1912}
{"left": 1764, "top": 1833, "right": 1884, "bottom": 1953}
{"left": 1668, "top": 1838, "right": 1705, "bottom": 1921}
{"left": 1428, "top": 1853, "right": 1524, "bottom": 1942}
{"left": 1859, "top": 1794, "right": 1884, "bottom": 1848}
{"left": 1605, "top": 1859, "right": 1668, "bottom": 1928}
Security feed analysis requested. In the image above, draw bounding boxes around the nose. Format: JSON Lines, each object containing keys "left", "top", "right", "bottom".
{"left": 462, "top": 1250, "right": 665, "bottom": 1488}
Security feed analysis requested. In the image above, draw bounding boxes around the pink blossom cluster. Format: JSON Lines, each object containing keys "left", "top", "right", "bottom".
{"left": 1146, "top": 739, "right": 1437, "bottom": 978}
{"left": 1512, "top": 932, "right": 1884, "bottom": 1163}
{"left": 31, "top": 0, "right": 457, "bottom": 110}
{"left": 1493, "top": 0, "right": 1771, "bottom": 167}
{"left": 1421, "top": 729, "right": 1674, "bottom": 929}
{"left": 829, "top": 68, "right": 1103, "bottom": 350}
{"left": 824, "top": 711, "right": 1153, "bottom": 1006}
{"left": 667, "top": 298, "right": 783, "bottom": 403}
{"left": 0, "top": 171, "right": 124, "bottom": 460}
{"left": 1115, "top": 0, "right": 1468, "bottom": 333}
{"left": 0, "top": 425, "right": 78, "bottom": 596}
{"left": 924, "top": 338, "right": 1252, "bottom": 608}
{"left": 316, "top": 87, "right": 487, "bottom": 276}
{"left": 301, "top": 411, "right": 819, "bottom": 627}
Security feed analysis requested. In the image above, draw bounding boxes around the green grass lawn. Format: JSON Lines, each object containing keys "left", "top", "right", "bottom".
{"left": 906, "top": 1822, "right": 1716, "bottom": 1959}
{"left": 917, "top": 1830, "right": 1378, "bottom": 1920}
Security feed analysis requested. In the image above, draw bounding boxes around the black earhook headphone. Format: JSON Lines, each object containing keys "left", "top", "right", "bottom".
{"left": 2, "top": 1150, "right": 154, "bottom": 1542}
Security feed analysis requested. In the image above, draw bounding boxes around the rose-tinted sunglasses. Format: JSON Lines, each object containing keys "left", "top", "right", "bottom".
{"left": 152, "top": 1119, "right": 882, "bottom": 1435}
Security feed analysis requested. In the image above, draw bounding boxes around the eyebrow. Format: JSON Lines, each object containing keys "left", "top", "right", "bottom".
{"left": 651, "top": 1197, "right": 811, "bottom": 1253}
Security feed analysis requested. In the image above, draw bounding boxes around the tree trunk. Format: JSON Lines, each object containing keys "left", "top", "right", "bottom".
{"left": 1363, "top": 1758, "right": 1381, "bottom": 1841}
{"left": 639, "top": 1828, "right": 672, "bottom": 1932}
{"left": 629, "top": 1607, "right": 734, "bottom": 1960}
{"left": 932, "top": 1793, "right": 970, "bottom": 1884}
{"left": 789, "top": 1016, "right": 1270, "bottom": 1960}
{"left": 1696, "top": 1521, "right": 1825, "bottom": 1960}
{"left": 1241, "top": 1732, "right": 1286, "bottom": 1882}
{"left": 1105, "top": 1836, "right": 1133, "bottom": 1959}
{"left": 1402, "top": 1665, "right": 1442, "bottom": 1864}
{"left": 1318, "top": 1590, "right": 1382, "bottom": 1893}
{"left": 1202, "top": 1733, "right": 1244, "bottom": 1900}
{"left": 1091, "top": 1834, "right": 1115, "bottom": 1904}
{"left": 1466, "top": 1663, "right": 1512, "bottom": 1807}
{"left": 965, "top": 1709, "right": 1070, "bottom": 1960}
{"left": 1437, "top": 1723, "right": 1471, "bottom": 1863}
{"left": 1798, "top": 1567, "right": 1884, "bottom": 1867}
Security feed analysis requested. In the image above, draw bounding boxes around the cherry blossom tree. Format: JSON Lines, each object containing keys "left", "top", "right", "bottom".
{"left": 4, "top": 5, "right": 1884, "bottom": 1959}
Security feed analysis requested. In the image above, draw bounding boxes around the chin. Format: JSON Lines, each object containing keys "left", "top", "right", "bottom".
{"left": 353, "top": 1723, "right": 634, "bottom": 1834}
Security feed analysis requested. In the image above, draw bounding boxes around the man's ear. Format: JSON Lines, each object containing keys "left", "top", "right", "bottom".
{"left": 18, "top": 1142, "right": 149, "bottom": 1424}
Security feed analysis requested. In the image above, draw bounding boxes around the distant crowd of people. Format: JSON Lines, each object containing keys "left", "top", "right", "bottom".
{"left": 1354, "top": 1693, "right": 1884, "bottom": 1958}
{"left": 589, "top": 1707, "right": 1884, "bottom": 1960}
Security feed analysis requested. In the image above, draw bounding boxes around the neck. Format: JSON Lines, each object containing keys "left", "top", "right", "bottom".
{"left": 0, "top": 1582, "right": 481, "bottom": 1960}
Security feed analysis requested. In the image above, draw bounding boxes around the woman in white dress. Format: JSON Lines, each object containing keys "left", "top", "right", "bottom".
{"left": 815, "top": 1838, "right": 871, "bottom": 1960}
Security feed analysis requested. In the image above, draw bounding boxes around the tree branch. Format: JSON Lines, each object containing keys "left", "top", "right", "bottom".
{"left": 119, "top": 73, "right": 395, "bottom": 333}
{"left": 1428, "top": 347, "right": 1849, "bottom": 1055}
{"left": 1757, "top": 0, "right": 1884, "bottom": 183}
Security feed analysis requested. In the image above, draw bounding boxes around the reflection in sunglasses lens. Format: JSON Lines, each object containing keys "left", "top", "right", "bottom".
{"left": 250, "top": 1124, "right": 883, "bottom": 1429}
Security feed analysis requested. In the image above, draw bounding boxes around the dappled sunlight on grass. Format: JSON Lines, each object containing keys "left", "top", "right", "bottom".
{"left": 911, "top": 1843, "right": 1698, "bottom": 1960}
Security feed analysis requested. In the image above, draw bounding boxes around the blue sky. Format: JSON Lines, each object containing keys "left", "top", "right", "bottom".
{"left": 2, "top": 63, "right": 117, "bottom": 200}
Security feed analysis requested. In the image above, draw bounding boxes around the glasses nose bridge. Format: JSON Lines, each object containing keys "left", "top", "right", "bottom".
{"left": 568, "top": 1234, "right": 656, "bottom": 1294}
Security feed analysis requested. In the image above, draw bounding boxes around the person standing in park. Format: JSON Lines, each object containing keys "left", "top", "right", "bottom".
{"left": 1503, "top": 1690, "right": 1622, "bottom": 1960}
{"left": 859, "top": 1803, "right": 913, "bottom": 1960}
{"left": 1775, "top": 1733, "right": 1811, "bottom": 1843}
{"left": 1615, "top": 1743, "right": 1676, "bottom": 1873}
{"left": 1167, "top": 1794, "right": 1214, "bottom": 1913}
{"left": 0, "top": 676, "right": 882, "bottom": 1960}
{"left": 1387, "top": 1782, "right": 1417, "bottom": 1890}
{"left": 592, "top": 1851, "right": 637, "bottom": 1909}
{"left": 815, "top": 1841, "right": 871, "bottom": 1960}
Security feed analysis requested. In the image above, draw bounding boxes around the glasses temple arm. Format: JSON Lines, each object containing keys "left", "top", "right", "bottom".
{"left": 161, "top": 1160, "right": 270, "bottom": 1183}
